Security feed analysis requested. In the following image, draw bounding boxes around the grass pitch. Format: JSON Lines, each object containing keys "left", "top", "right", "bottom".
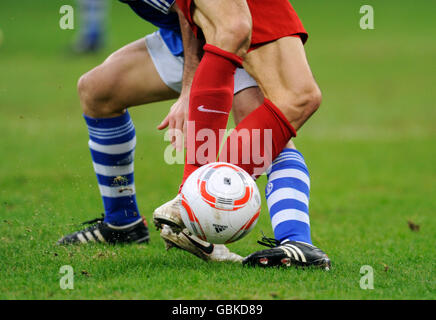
{"left": 0, "top": 1, "right": 435, "bottom": 299}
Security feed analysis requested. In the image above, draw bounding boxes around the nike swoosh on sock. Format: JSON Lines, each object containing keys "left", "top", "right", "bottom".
{"left": 197, "top": 105, "right": 229, "bottom": 114}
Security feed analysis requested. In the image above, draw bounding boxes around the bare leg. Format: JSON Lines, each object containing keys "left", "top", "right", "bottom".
{"left": 192, "top": 0, "right": 252, "bottom": 56}
{"left": 189, "top": 2, "right": 321, "bottom": 131}
{"left": 78, "top": 38, "right": 179, "bottom": 118}
{"left": 243, "top": 37, "right": 322, "bottom": 131}
{"left": 74, "top": 38, "right": 178, "bottom": 229}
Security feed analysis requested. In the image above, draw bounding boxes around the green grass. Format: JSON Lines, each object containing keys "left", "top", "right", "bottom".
{"left": 0, "top": 0, "right": 435, "bottom": 299}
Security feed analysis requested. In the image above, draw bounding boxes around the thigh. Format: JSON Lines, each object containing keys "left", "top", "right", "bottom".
{"left": 93, "top": 37, "right": 179, "bottom": 108}
{"left": 192, "top": 0, "right": 250, "bottom": 27}
{"left": 190, "top": 0, "right": 252, "bottom": 54}
{"left": 243, "top": 36, "right": 319, "bottom": 120}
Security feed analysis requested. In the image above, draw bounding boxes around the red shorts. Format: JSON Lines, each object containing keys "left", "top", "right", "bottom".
{"left": 175, "top": 0, "right": 308, "bottom": 47}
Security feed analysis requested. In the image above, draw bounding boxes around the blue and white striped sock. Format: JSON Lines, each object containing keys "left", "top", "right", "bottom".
{"left": 84, "top": 112, "right": 141, "bottom": 226}
{"left": 265, "top": 148, "right": 312, "bottom": 244}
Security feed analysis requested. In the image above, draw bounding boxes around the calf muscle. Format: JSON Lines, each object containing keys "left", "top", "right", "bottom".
{"left": 243, "top": 36, "right": 322, "bottom": 130}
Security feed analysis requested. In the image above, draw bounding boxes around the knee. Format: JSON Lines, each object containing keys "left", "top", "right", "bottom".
{"left": 277, "top": 84, "right": 322, "bottom": 127}
{"left": 77, "top": 66, "right": 117, "bottom": 117}
{"left": 297, "top": 85, "right": 322, "bottom": 117}
{"left": 77, "top": 70, "right": 101, "bottom": 115}
{"left": 222, "top": 20, "right": 251, "bottom": 55}
{"left": 193, "top": 2, "right": 252, "bottom": 56}
{"left": 212, "top": 18, "right": 252, "bottom": 57}
{"left": 77, "top": 72, "right": 92, "bottom": 112}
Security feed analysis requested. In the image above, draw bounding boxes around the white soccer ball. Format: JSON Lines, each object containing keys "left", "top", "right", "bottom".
{"left": 180, "top": 162, "right": 261, "bottom": 244}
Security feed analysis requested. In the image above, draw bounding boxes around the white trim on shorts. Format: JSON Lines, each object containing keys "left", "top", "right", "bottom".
{"left": 145, "top": 31, "right": 258, "bottom": 94}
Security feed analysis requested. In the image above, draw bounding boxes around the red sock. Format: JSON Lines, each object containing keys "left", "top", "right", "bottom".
{"left": 180, "top": 44, "right": 243, "bottom": 190}
{"left": 218, "top": 98, "right": 296, "bottom": 179}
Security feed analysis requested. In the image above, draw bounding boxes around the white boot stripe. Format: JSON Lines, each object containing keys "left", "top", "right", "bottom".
{"left": 288, "top": 244, "right": 307, "bottom": 263}
{"left": 93, "top": 229, "right": 106, "bottom": 242}
{"left": 85, "top": 231, "right": 96, "bottom": 242}
{"left": 77, "top": 233, "right": 87, "bottom": 243}
{"left": 286, "top": 246, "right": 300, "bottom": 261}
{"left": 282, "top": 247, "right": 299, "bottom": 260}
{"left": 281, "top": 247, "right": 291, "bottom": 257}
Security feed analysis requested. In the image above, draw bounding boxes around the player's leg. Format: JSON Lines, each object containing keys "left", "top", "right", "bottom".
{"left": 175, "top": 1, "right": 328, "bottom": 268}
{"left": 156, "top": 68, "right": 322, "bottom": 264}
{"left": 159, "top": 79, "right": 322, "bottom": 265}
{"left": 264, "top": 140, "right": 312, "bottom": 243}
{"left": 219, "top": 36, "right": 321, "bottom": 178}
{"left": 178, "top": 0, "right": 320, "bottom": 178}
{"left": 230, "top": 70, "right": 327, "bottom": 269}
{"left": 191, "top": 0, "right": 252, "bottom": 56}
{"left": 78, "top": 38, "right": 179, "bottom": 118}
{"left": 243, "top": 36, "right": 322, "bottom": 131}
{"left": 231, "top": 52, "right": 328, "bottom": 269}
{"left": 179, "top": 2, "right": 310, "bottom": 185}
{"left": 153, "top": 69, "right": 259, "bottom": 262}
{"left": 240, "top": 138, "right": 330, "bottom": 270}
{"left": 178, "top": 0, "right": 253, "bottom": 183}
{"left": 58, "top": 36, "right": 179, "bottom": 244}
{"left": 232, "top": 81, "right": 312, "bottom": 246}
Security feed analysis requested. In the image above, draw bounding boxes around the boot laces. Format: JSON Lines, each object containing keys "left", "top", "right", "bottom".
{"left": 81, "top": 213, "right": 104, "bottom": 225}
{"left": 257, "top": 231, "right": 281, "bottom": 248}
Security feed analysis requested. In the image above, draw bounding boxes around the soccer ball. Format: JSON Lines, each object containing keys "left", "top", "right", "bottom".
{"left": 180, "top": 162, "right": 261, "bottom": 244}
